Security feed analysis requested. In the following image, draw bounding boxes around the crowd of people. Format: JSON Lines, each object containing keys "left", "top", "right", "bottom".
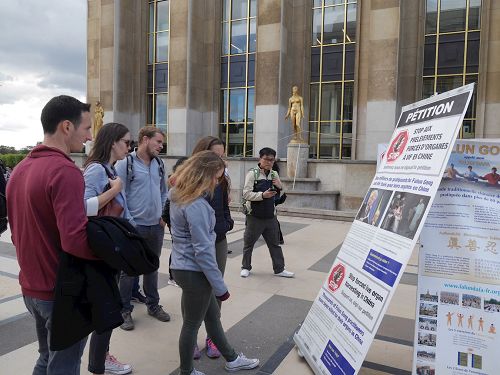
{"left": 4, "top": 95, "right": 295, "bottom": 375}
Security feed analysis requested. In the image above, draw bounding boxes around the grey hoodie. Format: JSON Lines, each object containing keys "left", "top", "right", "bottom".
{"left": 169, "top": 192, "right": 228, "bottom": 297}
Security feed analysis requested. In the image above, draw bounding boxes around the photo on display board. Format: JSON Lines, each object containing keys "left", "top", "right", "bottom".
{"left": 462, "top": 294, "right": 482, "bottom": 309}
{"left": 484, "top": 298, "right": 500, "bottom": 313}
{"left": 418, "top": 317, "right": 437, "bottom": 331}
{"left": 355, "top": 187, "right": 392, "bottom": 227}
{"left": 417, "top": 349, "right": 436, "bottom": 361}
{"left": 419, "top": 303, "right": 438, "bottom": 317}
{"left": 420, "top": 290, "right": 439, "bottom": 303}
{"left": 418, "top": 332, "right": 437, "bottom": 347}
{"left": 440, "top": 291, "right": 459, "bottom": 305}
{"left": 472, "top": 354, "right": 483, "bottom": 369}
{"left": 458, "top": 352, "right": 468, "bottom": 366}
{"left": 443, "top": 160, "right": 500, "bottom": 189}
{"left": 416, "top": 364, "right": 435, "bottom": 375}
{"left": 379, "top": 191, "right": 430, "bottom": 239}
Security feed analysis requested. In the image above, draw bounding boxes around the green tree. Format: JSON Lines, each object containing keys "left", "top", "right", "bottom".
{"left": 0, "top": 145, "right": 17, "bottom": 155}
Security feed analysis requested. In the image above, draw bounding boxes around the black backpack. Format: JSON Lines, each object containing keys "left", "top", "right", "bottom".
{"left": 86, "top": 216, "right": 159, "bottom": 276}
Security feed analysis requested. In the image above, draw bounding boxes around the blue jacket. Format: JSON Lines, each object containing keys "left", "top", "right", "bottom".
{"left": 169, "top": 192, "right": 228, "bottom": 297}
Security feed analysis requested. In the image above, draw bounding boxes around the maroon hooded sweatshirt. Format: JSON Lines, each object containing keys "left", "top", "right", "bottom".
{"left": 7, "top": 145, "right": 98, "bottom": 300}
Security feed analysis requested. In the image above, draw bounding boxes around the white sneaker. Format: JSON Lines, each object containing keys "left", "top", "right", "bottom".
{"left": 104, "top": 354, "right": 132, "bottom": 374}
{"left": 167, "top": 278, "right": 179, "bottom": 287}
{"left": 240, "top": 269, "right": 250, "bottom": 278}
{"left": 224, "top": 353, "right": 260, "bottom": 372}
{"left": 274, "top": 269, "right": 294, "bottom": 278}
{"left": 190, "top": 369, "right": 206, "bottom": 375}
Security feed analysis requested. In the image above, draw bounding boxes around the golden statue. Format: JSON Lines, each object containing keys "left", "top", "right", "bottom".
{"left": 285, "top": 85, "right": 305, "bottom": 143}
{"left": 93, "top": 101, "right": 104, "bottom": 138}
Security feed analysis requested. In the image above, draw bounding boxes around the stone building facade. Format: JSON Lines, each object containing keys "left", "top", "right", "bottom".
{"left": 87, "top": 0, "right": 500, "bottom": 209}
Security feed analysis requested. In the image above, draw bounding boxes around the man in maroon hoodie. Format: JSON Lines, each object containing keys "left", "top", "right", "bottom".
{"left": 6, "top": 95, "right": 97, "bottom": 375}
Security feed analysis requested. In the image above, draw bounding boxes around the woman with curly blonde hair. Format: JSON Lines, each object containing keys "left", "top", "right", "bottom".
{"left": 169, "top": 151, "right": 259, "bottom": 375}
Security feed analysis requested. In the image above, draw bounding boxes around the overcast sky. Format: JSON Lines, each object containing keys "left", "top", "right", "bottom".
{"left": 0, "top": 0, "right": 87, "bottom": 149}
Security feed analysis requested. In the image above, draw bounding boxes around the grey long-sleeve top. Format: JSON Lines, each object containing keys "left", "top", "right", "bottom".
{"left": 169, "top": 192, "right": 227, "bottom": 297}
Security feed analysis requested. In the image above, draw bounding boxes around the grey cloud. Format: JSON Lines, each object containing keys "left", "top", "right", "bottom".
{"left": 0, "top": 72, "right": 14, "bottom": 82}
{"left": 0, "top": 0, "right": 87, "bottom": 91}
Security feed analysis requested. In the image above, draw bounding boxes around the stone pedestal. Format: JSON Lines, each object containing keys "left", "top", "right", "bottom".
{"left": 286, "top": 143, "right": 309, "bottom": 178}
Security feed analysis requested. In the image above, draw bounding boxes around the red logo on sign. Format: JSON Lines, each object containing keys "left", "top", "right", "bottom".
{"left": 328, "top": 264, "right": 345, "bottom": 293}
{"left": 386, "top": 130, "right": 409, "bottom": 163}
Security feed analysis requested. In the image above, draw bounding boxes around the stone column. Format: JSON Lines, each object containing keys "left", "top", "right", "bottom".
{"left": 87, "top": 0, "right": 115, "bottom": 127}
{"left": 254, "top": 0, "right": 283, "bottom": 156}
{"left": 356, "top": 0, "right": 400, "bottom": 160}
{"left": 169, "top": 0, "right": 219, "bottom": 156}
{"left": 87, "top": 1, "right": 147, "bottom": 139}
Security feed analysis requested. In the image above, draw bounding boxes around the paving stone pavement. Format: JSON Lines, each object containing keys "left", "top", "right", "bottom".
{"left": 0, "top": 213, "right": 417, "bottom": 374}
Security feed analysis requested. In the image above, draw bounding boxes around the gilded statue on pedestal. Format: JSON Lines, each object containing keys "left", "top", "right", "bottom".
{"left": 93, "top": 101, "right": 104, "bottom": 138}
{"left": 285, "top": 85, "right": 305, "bottom": 143}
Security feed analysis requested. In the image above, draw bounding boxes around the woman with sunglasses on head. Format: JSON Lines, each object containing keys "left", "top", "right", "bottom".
{"left": 169, "top": 151, "right": 259, "bottom": 375}
{"left": 190, "top": 136, "right": 234, "bottom": 359}
{"left": 83, "top": 122, "right": 133, "bottom": 375}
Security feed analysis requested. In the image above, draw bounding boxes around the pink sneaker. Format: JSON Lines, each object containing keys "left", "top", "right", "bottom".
{"left": 104, "top": 353, "right": 132, "bottom": 374}
{"left": 206, "top": 338, "right": 221, "bottom": 358}
{"left": 193, "top": 344, "right": 201, "bottom": 360}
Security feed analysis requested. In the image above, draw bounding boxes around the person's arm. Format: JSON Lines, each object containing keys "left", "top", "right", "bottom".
{"left": 222, "top": 188, "right": 234, "bottom": 232}
{"left": 159, "top": 159, "right": 168, "bottom": 208}
{"left": 83, "top": 164, "right": 122, "bottom": 216}
{"left": 185, "top": 202, "right": 228, "bottom": 297}
{"left": 51, "top": 166, "right": 98, "bottom": 260}
{"left": 272, "top": 171, "right": 283, "bottom": 190}
{"left": 161, "top": 198, "right": 171, "bottom": 230}
{"left": 242, "top": 170, "right": 264, "bottom": 201}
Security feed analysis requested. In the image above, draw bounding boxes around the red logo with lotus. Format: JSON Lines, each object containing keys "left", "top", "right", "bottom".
{"left": 386, "top": 130, "right": 409, "bottom": 163}
{"left": 328, "top": 264, "right": 345, "bottom": 293}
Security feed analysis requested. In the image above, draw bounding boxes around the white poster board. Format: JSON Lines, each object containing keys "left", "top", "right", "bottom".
{"left": 294, "top": 85, "right": 474, "bottom": 375}
{"left": 413, "top": 139, "right": 500, "bottom": 375}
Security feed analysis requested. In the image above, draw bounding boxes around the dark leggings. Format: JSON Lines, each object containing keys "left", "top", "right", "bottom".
{"left": 87, "top": 330, "right": 112, "bottom": 374}
{"left": 172, "top": 270, "right": 237, "bottom": 375}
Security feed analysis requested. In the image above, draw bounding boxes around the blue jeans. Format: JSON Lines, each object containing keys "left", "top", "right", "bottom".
{"left": 119, "top": 224, "right": 164, "bottom": 312}
{"left": 23, "top": 296, "right": 87, "bottom": 375}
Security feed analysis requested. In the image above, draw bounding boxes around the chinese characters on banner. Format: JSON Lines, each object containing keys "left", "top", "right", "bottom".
{"left": 414, "top": 139, "right": 500, "bottom": 375}
{"left": 294, "top": 84, "right": 474, "bottom": 375}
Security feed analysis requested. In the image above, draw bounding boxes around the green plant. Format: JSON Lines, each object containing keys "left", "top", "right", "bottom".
{"left": 0, "top": 153, "right": 27, "bottom": 168}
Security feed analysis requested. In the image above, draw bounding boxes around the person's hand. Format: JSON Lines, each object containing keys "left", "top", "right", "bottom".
{"left": 216, "top": 291, "right": 230, "bottom": 302}
{"left": 160, "top": 218, "right": 166, "bottom": 228}
{"left": 272, "top": 177, "right": 282, "bottom": 189}
{"left": 262, "top": 189, "right": 277, "bottom": 199}
{"left": 108, "top": 176, "right": 122, "bottom": 193}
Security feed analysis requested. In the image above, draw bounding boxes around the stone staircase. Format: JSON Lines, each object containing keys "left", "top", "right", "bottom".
{"left": 279, "top": 177, "right": 340, "bottom": 211}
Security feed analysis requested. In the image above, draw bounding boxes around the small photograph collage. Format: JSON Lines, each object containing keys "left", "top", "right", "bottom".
{"left": 440, "top": 291, "right": 497, "bottom": 334}
{"left": 355, "top": 188, "right": 430, "bottom": 240}
{"left": 416, "top": 290, "right": 439, "bottom": 373}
